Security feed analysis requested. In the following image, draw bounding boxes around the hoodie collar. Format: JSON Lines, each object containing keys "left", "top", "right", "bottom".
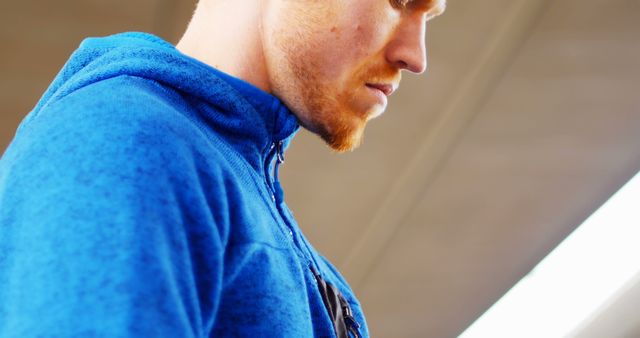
{"left": 36, "top": 32, "right": 300, "bottom": 170}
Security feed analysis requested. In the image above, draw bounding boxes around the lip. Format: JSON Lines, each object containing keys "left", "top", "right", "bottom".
{"left": 365, "top": 83, "right": 395, "bottom": 96}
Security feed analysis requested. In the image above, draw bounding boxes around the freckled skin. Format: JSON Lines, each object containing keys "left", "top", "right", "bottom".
{"left": 260, "top": 0, "right": 445, "bottom": 152}
{"left": 177, "top": 0, "right": 444, "bottom": 151}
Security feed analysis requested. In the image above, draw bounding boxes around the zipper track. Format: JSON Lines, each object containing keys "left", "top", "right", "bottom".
{"left": 263, "top": 140, "right": 322, "bottom": 270}
{"left": 263, "top": 139, "right": 363, "bottom": 338}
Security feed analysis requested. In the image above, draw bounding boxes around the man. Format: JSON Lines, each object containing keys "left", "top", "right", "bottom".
{"left": 0, "top": 0, "right": 445, "bottom": 337}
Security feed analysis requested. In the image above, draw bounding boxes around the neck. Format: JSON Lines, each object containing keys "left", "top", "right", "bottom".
{"left": 176, "top": 1, "right": 272, "bottom": 93}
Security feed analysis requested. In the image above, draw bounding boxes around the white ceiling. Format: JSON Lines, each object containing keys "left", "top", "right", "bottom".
{"left": 2, "top": 1, "right": 639, "bottom": 337}
{"left": 569, "top": 271, "right": 640, "bottom": 338}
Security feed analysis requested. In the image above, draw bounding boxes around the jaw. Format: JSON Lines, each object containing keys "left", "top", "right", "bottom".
{"left": 260, "top": 13, "right": 382, "bottom": 152}
{"left": 309, "top": 109, "right": 369, "bottom": 153}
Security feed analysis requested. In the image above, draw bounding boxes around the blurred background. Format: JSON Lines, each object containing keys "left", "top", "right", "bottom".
{"left": 2, "top": 1, "right": 639, "bottom": 337}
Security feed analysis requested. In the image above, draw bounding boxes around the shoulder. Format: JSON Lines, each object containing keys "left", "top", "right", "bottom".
{"left": 36, "top": 75, "right": 202, "bottom": 143}
{"left": 3, "top": 75, "right": 237, "bottom": 195}
{"left": 2, "top": 75, "right": 235, "bottom": 235}
{"left": 18, "top": 75, "right": 227, "bottom": 165}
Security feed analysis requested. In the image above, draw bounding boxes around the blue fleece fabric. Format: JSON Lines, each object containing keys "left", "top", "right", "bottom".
{"left": 0, "top": 32, "right": 368, "bottom": 338}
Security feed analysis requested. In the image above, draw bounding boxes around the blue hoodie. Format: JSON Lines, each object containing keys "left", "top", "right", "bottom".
{"left": 0, "top": 32, "right": 368, "bottom": 338}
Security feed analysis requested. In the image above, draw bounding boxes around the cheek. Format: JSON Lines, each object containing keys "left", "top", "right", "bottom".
{"left": 310, "top": 30, "right": 359, "bottom": 81}
{"left": 327, "top": 13, "right": 397, "bottom": 85}
{"left": 311, "top": 30, "right": 374, "bottom": 97}
{"left": 291, "top": 1, "right": 398, "bottom": 96}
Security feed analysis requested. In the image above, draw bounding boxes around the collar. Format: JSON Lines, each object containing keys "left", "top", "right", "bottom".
{"left": 58, "top": 31, "right": 301, "bottom": 171}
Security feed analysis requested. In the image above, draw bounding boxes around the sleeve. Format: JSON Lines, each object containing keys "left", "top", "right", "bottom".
{"left": 0, "top": 88, "right": 226, "bottom": 337}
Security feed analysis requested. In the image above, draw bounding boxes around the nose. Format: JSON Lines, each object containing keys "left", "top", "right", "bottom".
{"left": 385, "top": 17, "right": 428, "bottom": 74}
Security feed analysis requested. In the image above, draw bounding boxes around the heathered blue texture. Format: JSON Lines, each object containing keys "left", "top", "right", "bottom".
{"left": 0, "top": 32, "right": 368, "bottom": 338}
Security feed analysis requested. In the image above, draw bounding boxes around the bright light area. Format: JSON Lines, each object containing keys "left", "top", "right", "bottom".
{"left": 458, "top": 170, "right": 640, "bottom": 338}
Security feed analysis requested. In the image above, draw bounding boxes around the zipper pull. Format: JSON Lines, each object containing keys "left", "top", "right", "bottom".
{"left": 274, "top": 140, "right": 285, "bottom": 176}
{"left": 273, "top": 140, "right": 285, "bottom": 204}
{"left": 264, "top": 142, "right": 277, "bottom": 202}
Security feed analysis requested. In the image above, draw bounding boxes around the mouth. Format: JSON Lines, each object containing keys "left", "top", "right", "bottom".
{"left": 365, "top": 83, "right": 396, "bottom": 96}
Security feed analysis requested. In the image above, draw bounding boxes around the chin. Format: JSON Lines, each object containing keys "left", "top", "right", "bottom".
{"left": 366, "top": 104, "right": 386, "bottom": 121}
{"left": 314, "top": 111, "right": 369, "bottom": 153}
{"left": 297, "top": 96, "right": 386, "bottom": 153}
{"left": 327, "top": 128, "right": 365, "bottom": 152}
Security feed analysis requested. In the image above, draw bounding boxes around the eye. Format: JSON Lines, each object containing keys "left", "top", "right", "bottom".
{"left": 390, "top": 0, "right": 406, "bottom": 9}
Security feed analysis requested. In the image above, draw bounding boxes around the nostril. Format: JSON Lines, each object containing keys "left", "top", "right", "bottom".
{"left": 396, "top": 60, "right": 409, "bottom": 70}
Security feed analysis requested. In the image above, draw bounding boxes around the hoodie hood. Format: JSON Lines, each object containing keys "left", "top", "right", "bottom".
{"left": 28, "top": 32, "right": 300, "bottom": 169}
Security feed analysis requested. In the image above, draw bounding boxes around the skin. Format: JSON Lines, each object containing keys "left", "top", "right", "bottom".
{"left": 176, "top": 0, "right": 446, "bottom": 152}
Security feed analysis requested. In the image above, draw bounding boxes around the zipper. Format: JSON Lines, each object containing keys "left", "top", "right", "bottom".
{"left": 263, "top": 142, "right": 277, "bottom": 202}
{"left": 272, "top": 140, "right": 285, "bottom": 204}
{"left": 269, "top": 139, "right": 326, "bottom": 270}
{"left": 265, "top": 139, "right": 362, "bottom": 337}
{"left": 264, "top": 140, "right": 323, "bottom": 269}
{"left": 263, "top": 140, "right": 285, "bottom": 202}
{"left": 264, "top": 140, "right": 292, "bottom": 238}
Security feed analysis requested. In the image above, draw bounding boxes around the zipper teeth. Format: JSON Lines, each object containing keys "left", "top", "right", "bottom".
{"left": 276, "top": 140, "right": 284, "bottom": 163}
{"left": 264, "top": 142, "right": 277, "bottom": 200}
{"left": 267, "top": 141, "right": 361, "bottom": 336}
{"left": 266, "top": 139, "right": 322, "bottom": 269}
{"left": 264, "top": 140, "right": 284, "bottom": 197}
